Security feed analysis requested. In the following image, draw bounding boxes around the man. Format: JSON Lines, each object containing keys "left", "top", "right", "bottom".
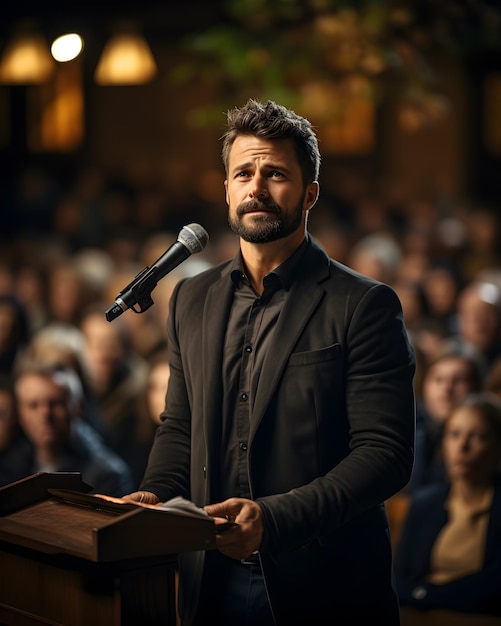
{"left": 6, "top": 364, "right": 134, "bottom": 496}
{"left": 125, "top": 99, "right": 416, "bottom": 625}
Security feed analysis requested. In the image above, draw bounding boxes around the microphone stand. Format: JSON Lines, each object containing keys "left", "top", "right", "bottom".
{"left": 105, "top": 267, "right": 156, "bottom": 322}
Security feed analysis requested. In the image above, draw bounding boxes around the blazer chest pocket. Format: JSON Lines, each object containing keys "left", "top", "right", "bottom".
{"left": 288, "top": 343, "right": 342, "bottom": 367}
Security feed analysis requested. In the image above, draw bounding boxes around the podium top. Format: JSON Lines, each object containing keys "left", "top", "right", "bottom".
{"left": 0, "top": 472, "right": 217, "bottom": 562}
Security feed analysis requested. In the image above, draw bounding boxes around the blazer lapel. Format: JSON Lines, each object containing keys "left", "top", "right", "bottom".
{"left": 202, "top": 266, "right": 234, "bottom": 448}
{"left": 250, "top": 243, "right": 330, "bottom": 440}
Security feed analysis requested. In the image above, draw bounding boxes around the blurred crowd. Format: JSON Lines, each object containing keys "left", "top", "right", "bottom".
{"left": 1, "top": 162, "right": 501, "bottom": 621}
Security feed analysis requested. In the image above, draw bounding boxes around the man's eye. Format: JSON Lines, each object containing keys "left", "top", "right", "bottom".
{"left": 270, "top": 171, "right": 283, "bottom": 178}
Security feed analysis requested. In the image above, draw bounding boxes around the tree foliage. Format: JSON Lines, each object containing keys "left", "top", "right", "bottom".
{"left": 170, "top": 0, "right": 501, "bottom": 130}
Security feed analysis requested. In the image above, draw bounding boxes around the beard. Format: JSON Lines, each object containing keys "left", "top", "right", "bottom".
{"left": 228, "top": 193, "right": 305, "bottom": 243}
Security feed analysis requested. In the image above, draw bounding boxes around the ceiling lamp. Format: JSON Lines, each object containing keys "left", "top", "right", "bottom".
{"left": 94, "top": 27, "right": 157, "bottom": 86}
{"left": 51, "top": 33, "right": 84, "bottom": 63}
{"left": 0, "top": 28, "right": 55, "bottom": 84}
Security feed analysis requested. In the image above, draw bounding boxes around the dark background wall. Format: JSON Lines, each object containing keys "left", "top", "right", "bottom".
{"left": 1, "top": 1, "right": 500, "bottom": 248}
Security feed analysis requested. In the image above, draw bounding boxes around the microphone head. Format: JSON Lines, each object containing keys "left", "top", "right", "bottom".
{"left": 178, "top": 223, "right": 209, "bottom": 255}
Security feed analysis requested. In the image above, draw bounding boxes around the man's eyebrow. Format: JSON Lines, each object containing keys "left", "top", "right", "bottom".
{"left": 231, "top": 161, "right": 253, "bottom": 174}
{"left": 231, "top": 161, "right": 291, "bottom": 174}
{"left": 263, "top": 162, "right": 290, "bottom": 173}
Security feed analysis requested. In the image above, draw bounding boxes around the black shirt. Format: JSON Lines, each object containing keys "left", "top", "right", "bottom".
{"left": 219, "top": 237, "right": 308, "bottom": 501}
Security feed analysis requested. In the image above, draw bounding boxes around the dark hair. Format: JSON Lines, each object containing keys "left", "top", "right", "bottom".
{"left": 484, "top": 355, "right": 501, "bottom": 397}
{"left": 451, "top": 392, "right": 501, "bottom": 441}
{"left": 221, "top": 99, "right": 321, "bottom": 185}
{"left": 0, "top": 294, "right": 30, "bottom": 347}
{"left": 425, "top": 348, "right": 483, "bottom": 392}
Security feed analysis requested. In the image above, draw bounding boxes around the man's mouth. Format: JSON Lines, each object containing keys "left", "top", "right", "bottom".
{"left": 244, "top": 208, "right": 272, "bottom": 214}
{"left": 238, "top": 202, "right": 279, "bottom": 216}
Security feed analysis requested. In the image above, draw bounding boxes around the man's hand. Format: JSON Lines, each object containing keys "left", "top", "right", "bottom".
{"left": 120, "top": 491, "right": 160, "bottom": 506}
{"left": 204, "top": 497, "right": 264, "bottom": 561}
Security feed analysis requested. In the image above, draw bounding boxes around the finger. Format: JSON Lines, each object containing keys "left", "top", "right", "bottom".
{"left": 93, "top": 493, "right": 126, "bottom": 504}
{"left": 204, "top": 501, "right": 236, "bottom": 517}
{"left": 122, "top": 491, "right": 160, "bottom": 505}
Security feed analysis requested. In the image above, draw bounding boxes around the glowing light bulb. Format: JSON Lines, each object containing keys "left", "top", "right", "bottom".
{"left": 51, "top": 33, "right": 84, "bottom": 62}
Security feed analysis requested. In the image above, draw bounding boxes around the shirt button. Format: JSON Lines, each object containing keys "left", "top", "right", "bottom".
{"left": 411, "top": 586, "right": 427, "bottom": 600}
{"left": 245, "top": 345, "right": 252, "bottom": 353}
{"left": 255, "top": 299, "right": 262, "bottom": 306}
{"left": 240, "top": 442, "right": 248, "bottom": 451}
{"left": 240, "top": 392, "right": 248, "bottom": 401}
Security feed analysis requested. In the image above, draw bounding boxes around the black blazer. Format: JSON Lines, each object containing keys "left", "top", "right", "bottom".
{"left": 142, "top": 234, "right": 416, "bottom": 625}
{"left": 394, "top": 478, "right": 501, "bottom": 616}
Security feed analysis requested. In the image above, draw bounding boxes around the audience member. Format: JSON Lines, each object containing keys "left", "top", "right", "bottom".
{"left": 421, "top": 261, "right": 461, "bottom": 337}
{"left": 45, "top": 258, "right": 100, "bottom": 327}
{"left": 21, "top": 321, "right": 111, "bottom": 443}
{"left": 2, "top": 364, "right": 133, "bottom": 495}
{"left": 395, "top": 392, "right": 501, "bottom": 619}
{"left": 408, "top": 349, "right": 482, "bottom": 492}
{"left": 391, "top": 278, "right": 428, "bottom": 337}
{"left": 131, "top": 346, "right": 171, "bottom": 482}
{"left": 411, "top": 318, "right": 450, "bottom": 370}
{"left": 484, "top": 356, "right": 501, "bottom": 399}
{"left": 0, "top": 261, "right": 15, "bottom": 296}
{"left": 12, "top": 262, "right": 49, "bottom": 335}
{"left": 79, "top": 305, "right": 149, "bottom": 487}
{"left": 459, "top": 207, "right": 501, "bottom": 283}
{"left": 0, "top": 295, "right": 30, "bottom": 378}
{"left": 144, "top": 346, "right": 171, "bottom": 427}
{"left": 445, "top": 280, "right": 501, "bottom": 380}
{"left": 346, "top": 231, "right": 402, "bottom": 284}
{"left": 0, "top": 375, "right": 24, "bottom": 488}
{"left": 0, "top": 375, "right": 20, "bottom": 458}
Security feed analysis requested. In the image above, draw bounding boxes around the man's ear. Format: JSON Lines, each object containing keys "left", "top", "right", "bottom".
{"left": 224, "top": 179, "right": 229, "bottom": 204}
{"left": 304, "top": 181, "right": 319, "bottom": 212}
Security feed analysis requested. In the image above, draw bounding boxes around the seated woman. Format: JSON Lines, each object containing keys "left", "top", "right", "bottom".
{"left": 394, "top": 392, "right": 501, "bottom": 619}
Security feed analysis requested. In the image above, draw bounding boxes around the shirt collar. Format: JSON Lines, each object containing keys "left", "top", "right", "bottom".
{"left": 230, "top": 235, "right": 309, "bottom": 291}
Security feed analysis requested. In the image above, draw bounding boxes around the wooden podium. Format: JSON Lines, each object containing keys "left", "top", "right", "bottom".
{"left": 0, "top": 473, "right": 217, "bottom": 626}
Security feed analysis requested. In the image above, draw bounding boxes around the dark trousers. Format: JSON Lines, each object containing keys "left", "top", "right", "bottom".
{"left": 192, "top": 550, "right": 276, "bottom": 626}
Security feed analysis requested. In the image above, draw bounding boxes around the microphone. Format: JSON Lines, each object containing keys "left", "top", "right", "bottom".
{"left": 105, "top": 223, "right": 209, "bottom": 322}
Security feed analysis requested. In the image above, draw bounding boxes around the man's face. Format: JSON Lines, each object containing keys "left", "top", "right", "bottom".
{"left": 224, "top": 135, "right": 318, "bottom": 244}
{"left": 15, "top": 373, "right": 72, "bottom": 449}
{"left": 422, "top": 357, "right": 475, "bottom": 423}
{"left": 80, "top": 312, "right": 124, "bottom": 385}
{"left": 458, "top": 287, "right": 501, "bottom": 352}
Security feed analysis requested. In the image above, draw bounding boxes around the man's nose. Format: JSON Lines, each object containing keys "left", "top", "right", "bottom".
{"left": 249, "top": 175, "right": 269, "bottom": 199}
{"left": 36, "top": 403, "right": 52, "bottom": 420}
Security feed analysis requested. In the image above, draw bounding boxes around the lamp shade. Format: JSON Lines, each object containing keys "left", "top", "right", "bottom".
{"left": 0, "top": 31, "right": 55, "bottom": 84}
{"left": 94, "top": 32, "right": 157, "bottom": 85}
